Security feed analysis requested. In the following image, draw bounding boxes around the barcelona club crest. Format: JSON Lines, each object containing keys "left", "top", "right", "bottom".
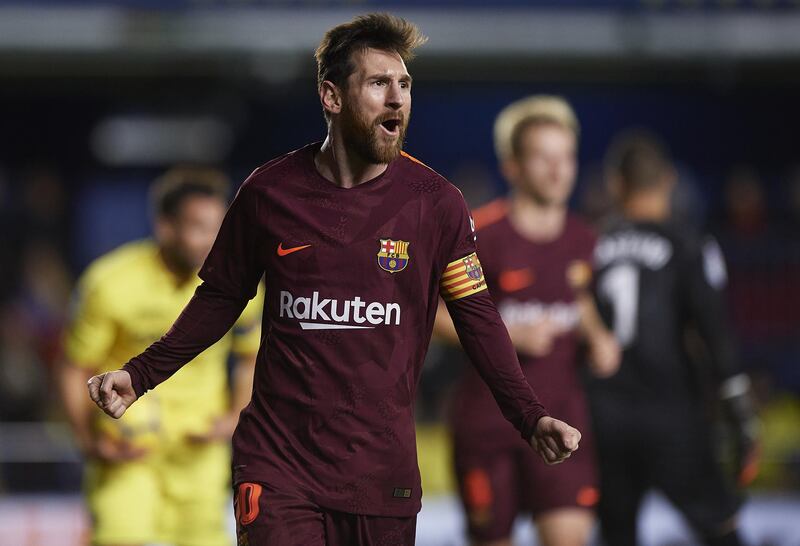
{"left": 377, "top": 238, "right": 410, "bottom": 273}
{"left": 463, "top": 255, "right": 483, "bottom": 280}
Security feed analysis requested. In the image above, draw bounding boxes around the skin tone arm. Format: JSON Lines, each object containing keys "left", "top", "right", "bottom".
{"left": 58, "top": 362, "right": 95, "bottom": 455}
{"left": 59, "top": 360, "right": 146, "bottom": 461}
{"left": 576, "top": 291, "right": 621, "bottom": 378}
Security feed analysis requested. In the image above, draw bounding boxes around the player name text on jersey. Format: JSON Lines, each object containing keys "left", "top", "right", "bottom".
{"left": 595, "top": 232, "right": 673, "bottom": 269}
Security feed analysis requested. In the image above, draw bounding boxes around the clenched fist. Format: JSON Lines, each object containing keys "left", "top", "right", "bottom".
{"left": 530, "top": 416, "right": 581, "bottom": 465}
{"left": 87, "top": 370, "right": 138, "bottom": 419}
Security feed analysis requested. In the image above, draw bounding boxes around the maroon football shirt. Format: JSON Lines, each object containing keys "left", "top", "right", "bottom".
{"left": 450, "top": 199, "right": 596, "bottom": 450}
{"left": 123, "top": 144, "right": 547, "bottom": 517}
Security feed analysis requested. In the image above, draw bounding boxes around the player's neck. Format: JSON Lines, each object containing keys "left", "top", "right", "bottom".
{"left": 508, "top": 193, "right": 566, "bottom": 242}
{"left": 315, "top": 135, "right": 388, "bottom": 189}
{"left": 623, "top": 191, "right": 670, "bottom": 222}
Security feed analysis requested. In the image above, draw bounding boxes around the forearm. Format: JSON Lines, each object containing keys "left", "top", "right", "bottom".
{"left": 124, "top": 282, "right": 249, "bottom": 397}
{"left": 576, "top": 292, "right": 607, "bottom": 341}
{"left": 446, "top": 291, "right": 548, "bottom": 440}
{"left": 686, "top": 238, "right": 743, "bottom": 384}
{"left": 58, "top": 362, "right": 96, "bottom": 451}
{"left": 691, "top": 284, "right": 741, "bottom": 383}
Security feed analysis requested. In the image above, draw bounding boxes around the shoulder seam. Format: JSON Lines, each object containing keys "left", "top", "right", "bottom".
{"left": 246, "top": 150, "right": 297, "bottom": 186}
{"left": 399, "top": 151, "right": 446, "bottom": 179}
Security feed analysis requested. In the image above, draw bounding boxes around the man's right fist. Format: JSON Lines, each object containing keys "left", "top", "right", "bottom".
{"left": 87, "top": 370, "right": 138, "bottom": 419}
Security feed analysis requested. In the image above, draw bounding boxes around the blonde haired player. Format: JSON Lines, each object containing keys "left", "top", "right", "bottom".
{"left": 436, "top": 95, "right": 619, "bottom": 546}
{"left": 59, "top": 167, "right": 262, "bottom": 546}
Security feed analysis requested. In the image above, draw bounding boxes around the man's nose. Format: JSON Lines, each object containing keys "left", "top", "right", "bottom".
{"left": 386, "top": 81, "right": 405, "bottom": 109}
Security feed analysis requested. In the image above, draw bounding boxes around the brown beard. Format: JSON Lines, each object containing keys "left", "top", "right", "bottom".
{"left": 159, "top": 244, "right": 198, "bottom": 279}
{"left": 340, "top": 102, "right": 408, "bottom": 164}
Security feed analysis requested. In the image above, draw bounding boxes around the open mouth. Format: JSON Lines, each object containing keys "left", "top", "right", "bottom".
{"left": 379, "top": 119, "right": 401, "bottom": 136}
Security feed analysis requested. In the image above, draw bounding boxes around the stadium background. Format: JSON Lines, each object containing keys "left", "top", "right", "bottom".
{"left": 0, "top": 1, "right": 799, "bottom": 544}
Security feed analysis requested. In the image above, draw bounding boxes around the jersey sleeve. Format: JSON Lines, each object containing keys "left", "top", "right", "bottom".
{"left": 231, "top": 280, "right": 264, "bottom": 356}
{"left": 680, "top": 235, "right": 742, "bottom": 383}
{"left": 199, "top": 177, "right": 265, "bottom": 300}
{"left": 63, "top": 270, "right": 116, "bottom": 369}
{"left": 437, "top": 187, "right": 547, "bottom": 440}
{"left": 123, "top": 176, "right": 265, "bottom": 397}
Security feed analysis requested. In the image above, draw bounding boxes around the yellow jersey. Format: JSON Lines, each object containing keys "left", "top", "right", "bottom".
{"left": 65, "top": 239, "right": 262, "bottom": 442}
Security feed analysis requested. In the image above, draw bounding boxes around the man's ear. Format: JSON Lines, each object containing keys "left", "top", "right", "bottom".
{"left": 320, "top": 80, "right": 343, "bottom": 117}
{"left": 607, "top": 172, "right": 623, "bottom": 202}
{"left": 663, "top": 165, "right": 678, "bottom": 190}
{"left": 501, "top": 158, "right": 520, "bottom": 189}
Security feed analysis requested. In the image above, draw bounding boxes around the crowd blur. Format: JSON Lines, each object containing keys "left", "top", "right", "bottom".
{"left": 0, "top": 165, "right": 72, "bottom": 424}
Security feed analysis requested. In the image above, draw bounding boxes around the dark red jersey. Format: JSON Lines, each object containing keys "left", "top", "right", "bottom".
{"left": 123, "top": 145, "right": 547, "bottom": 517}
{"left": 451, "top": 199, "right": 596, "bottom": 449}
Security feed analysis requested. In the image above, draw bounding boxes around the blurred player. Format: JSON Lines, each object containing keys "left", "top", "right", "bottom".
{"left": 434, "top": 96, "right": 619, "bottom": 546}
{"left": 85, "top": 13, "right": 581, "bottom": 546}
{"left": 588, "top": 131, "right": 759, "bottom": 546}
{"left": 59, "top": 167, "right": 262, "bottom": 546}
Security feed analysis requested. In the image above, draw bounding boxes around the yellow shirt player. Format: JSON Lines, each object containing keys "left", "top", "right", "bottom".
{"left": 58, "top": 168, "right": 262, "bottom": 546}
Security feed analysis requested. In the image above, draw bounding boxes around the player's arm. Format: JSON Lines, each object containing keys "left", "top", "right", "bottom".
{"left": 683, "top": 237, "right": 743, "bottom": 385}
{"left": 683, "top": 236, "right": 760, "bottom": 484}
{"left": 89, "top": 178, "right": 265, "bottom": 419}
{"left": 435, "top": 189, "right": 576, "bottom": 464}
{"left": 62, "top": 360, "right": 148, "bottom": 461}
{"left": 187, "top": 285, "right": 262, "bottom": 444}
{"left": 62, "top": 275, "right": 147, "bottom": 460}
{"left": 571, "top": 240, "right": 620, "bottom": 377}
{"left": 58, "top": 360, "right": 97, "bottom": 456}
{"left": 576, "top": 291, "right": 620, "bottom": 378}
{"left": 444, "top": 283, "right": 579, "bottom": 465}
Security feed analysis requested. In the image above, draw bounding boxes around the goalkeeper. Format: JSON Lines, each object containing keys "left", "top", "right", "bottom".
{"left": 587, "top": 131, "right": 760, "bottom": 546}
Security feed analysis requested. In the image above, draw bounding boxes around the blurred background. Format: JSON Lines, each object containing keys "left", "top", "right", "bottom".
{"left": 0, "top": 1, "right": 799, "bottom": 545}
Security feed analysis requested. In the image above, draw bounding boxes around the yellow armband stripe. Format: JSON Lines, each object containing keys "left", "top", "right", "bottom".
{"left": 440, "top": 252, "right": 487, "bottom": 302}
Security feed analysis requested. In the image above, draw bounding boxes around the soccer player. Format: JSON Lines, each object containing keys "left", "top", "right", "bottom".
{"left": 85, "top": 13, "right": 581, "bottom": 546}
{"left": 434, "top": 96, "right": 620, "bottom": 546}
{"left": 59, "top": 167, "right": 262, "bottom": 546}
{"left": 588, "top": 131, "right": 759, "bottom": 546}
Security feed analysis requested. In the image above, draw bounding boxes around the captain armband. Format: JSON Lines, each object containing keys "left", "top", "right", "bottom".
{"left": 440, "top": 252, "right": 487, "bottom": 302}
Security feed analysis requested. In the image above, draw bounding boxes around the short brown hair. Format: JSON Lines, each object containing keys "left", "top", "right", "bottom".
{"left": 605, "top": 129, "right": 672, "bottom": 197}
{"left": 150, "top": 166, "right": 229, "bottom": 219}
{"left": 315, "top": 13, "right": 427, "bottom": 90}
{"left": 494, "top": 95, "right": 580, "bottom": 162}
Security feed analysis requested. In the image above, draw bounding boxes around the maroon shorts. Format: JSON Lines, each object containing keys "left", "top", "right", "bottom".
{"left": 234, "top": 482, "right": 417, "bottom": 546}
{"left": 453, "top": 399, "right": 599, "bottom": 542}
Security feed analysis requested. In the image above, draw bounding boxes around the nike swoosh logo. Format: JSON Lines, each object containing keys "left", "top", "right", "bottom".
{"left": 277, "top": 243, "right": 311, "bottom": 257}
{"left": 499, "top": 268, "right": 534, "bottom": 292}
